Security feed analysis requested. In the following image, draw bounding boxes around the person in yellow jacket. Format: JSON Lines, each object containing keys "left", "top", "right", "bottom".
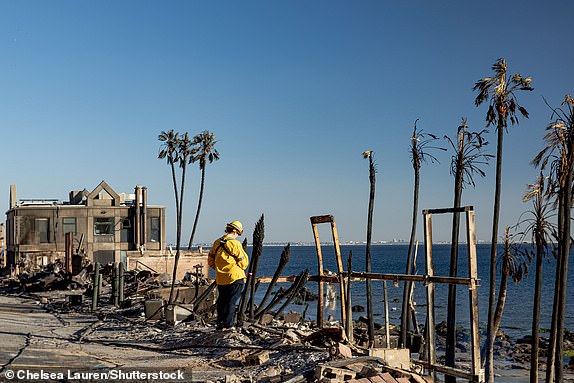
{"left": 208, "top": 220, "right": 249, "bottom": 331}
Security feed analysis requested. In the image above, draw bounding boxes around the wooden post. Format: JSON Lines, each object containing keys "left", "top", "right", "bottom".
{"left": 383, "top": 280, "right": 390, "bottom": 348}
{"left": 92, "top": 262, "right": 100, "bottom": 311}
{"left": 466, "top": 209, "right": 484, "bottom": 382}
{"left": 423, "top": 210, "right": 436, "bottom": 382}
{"left": 311, "top": 218, "right": 325, "bottom": 327}
{"left": 65, "top": 232, "right": 73, "bottom": 273}
{"left": 330, "top": 219, "right": 348, "bottom": 329}
{"left": 118, "top": 262, "right": 125, "bottom": 304}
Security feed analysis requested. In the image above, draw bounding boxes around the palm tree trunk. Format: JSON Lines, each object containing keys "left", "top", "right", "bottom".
{"left": 491, "top": 271, "right": 509, "bottom": 350}
{"left": 188, "top": 167, "right": 206, "bottom": 250}
{"left": 530, "top": 241, "right": 543, "bottom": 383}
{"left": 168, "top": 161, "right": 187, "bottom": 305}
{"left": 401, "top": 168, "right": 419, "bottom": 348}
{"left": 546, "top": 194, "right": 563, "bottom": 383}
{"left": 446, "top": 167, "right": 463, "bottom": 383}
{"left": 366, "top": 156, "right": 376, "bottom": 346}
{"left": 554, "top": 165, "right": 573, "bottom": 382}
{"left": 486, "top": 122, "right": 504, "bottom": 383}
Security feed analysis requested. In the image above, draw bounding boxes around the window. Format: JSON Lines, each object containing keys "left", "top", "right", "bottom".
{"left": 63, "top": 217, "right": 77, "bottom": 234}
{"left": 36, "top": 218, "right": 49, "bottom": 243}
{"left": 121, "top": 218, "right": 131, "bottom": 229}
{"left": 150, "top": 217, "right": 160, "bottom": 242}
{"left": 94, "top": 217, "right": 114, "bottom": 235}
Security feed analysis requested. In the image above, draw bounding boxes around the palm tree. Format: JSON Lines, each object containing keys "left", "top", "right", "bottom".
{"left": 474, "top": 58, "right": 533, "bottom": 383}
{"left": 444, "top": 119, "right": 492, "bottom": 381}
{"left": 158, "top": 130, "right": 181, "bottom": 221}
{"left": 532, "top": 95, "right": 574, "bottom": 382}
{"left": 187, "top": 130, "right": 220, "bottom": 250}
{"left": 519, "top": 174, "right": 556, "bottom": 383}
{"left": 400, "top": 120, "right": 444, "bottom": 348}
{"left": 490, "top": 227, "right": 531, "bottom": 362}
{"left": 164, "top": 132, "right": 197, "bottom": 305}
{"left": 363, "top": 150, "right": 376, "bottom": 346}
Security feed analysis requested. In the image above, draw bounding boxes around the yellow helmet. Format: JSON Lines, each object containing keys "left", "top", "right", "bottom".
{"left": 226, "top": 221, "right": 243, "bottom": 235}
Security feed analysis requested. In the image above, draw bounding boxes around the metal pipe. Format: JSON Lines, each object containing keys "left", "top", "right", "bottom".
{"left": 134, "top": 186, "right": 141, "bottom": 248}
{"left": 141, "top": 186, "right": 147, "bottom": 246}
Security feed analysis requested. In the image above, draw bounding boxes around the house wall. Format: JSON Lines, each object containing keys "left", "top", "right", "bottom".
{"left": 6, "top": 203, "right": 166, "bottom": 267}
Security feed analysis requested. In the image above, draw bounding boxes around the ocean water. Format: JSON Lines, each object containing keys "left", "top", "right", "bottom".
{"left": 241, "top": 244, "right": 574, "bottom": 339}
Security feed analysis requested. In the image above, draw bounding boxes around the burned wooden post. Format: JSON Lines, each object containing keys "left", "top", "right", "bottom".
{"left": 383, "top": 280, "right": 390, "bottom": 348}
{"left": 422, "top": 206, "right": 483, "bottom": 383}
{"left": 364, "top": 150, "right": 376, "bottom": 347}
{"left": 112, "top": 263, "right": 119, "bottom": 306}
{"left": 65, "top": 232, "right": 73, "bottom": 273}
{"left": 118, "top": 262, "right": 125, "bottom": 304}
{"left": 346, "top": 251, "right": 353, "bottom": 343}
{"left": 92, "top": 262, "right": 100, "bottom": 311}
{"left": 310, "top": 215, "right": 347, "bottom": 330}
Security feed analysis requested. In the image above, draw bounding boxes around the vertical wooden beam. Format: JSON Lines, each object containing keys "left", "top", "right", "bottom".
{"left": 65, "top": 232, "right": 73, "bottom": 273}
{"left": 423, "top": 211, "right": 436, "bottom": 382}
{"left": 311, "top": 222, "right": 324, "bottom": 327}
{"left": 330, "top": 220, "right": 347, "bottom": 328}
{"left": 466, "top": 209, "right": 484, "bottom": 382}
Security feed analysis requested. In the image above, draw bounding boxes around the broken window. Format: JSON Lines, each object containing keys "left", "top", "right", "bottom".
{"left": 36, "top": 218, "right": 49, "bottom": 243}
{"left": 94, "top": 217, "right": 114, "bottom": 235}
{"left": 150, "top": 217, "right": 160, "bottom": 242}
{"left": 63, "top": 217, "right": 76, "bottom": 234}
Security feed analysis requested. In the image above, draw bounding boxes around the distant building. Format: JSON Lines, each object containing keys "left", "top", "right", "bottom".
{"left": 5, "top": 181, "right": 166, "bottom": 268}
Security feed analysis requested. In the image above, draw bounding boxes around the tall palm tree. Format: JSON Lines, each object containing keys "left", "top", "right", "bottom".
{"left": 474, "top": 58, "right": 533, "bottom": 383}
{"left": 519, "top": 174, "right": 556, "bottom": 383}
{"left": 400, "top": 120, "right": 444, "bottom": 348}
{"left": 444, "top": 119, "right": 492, "bottom": 381}
{"left": 187, "top": 131, "right": 220, "bottom": 250}
{"left": 158, "top": 130, "right": 181, "bottom": 220}
{"left": 363, "top": 150, "right": 376, "bottom": 346}
{"left": 167, "top": 132, "right": 197, "bottom": 305}
{"left": 532, "top": 95, "right": 574, "bottom": 382}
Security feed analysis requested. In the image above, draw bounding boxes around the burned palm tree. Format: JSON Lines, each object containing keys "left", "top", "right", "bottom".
{"left": 363, "top": 150, "right": 376, "bottom": 347}
{"left": 519, "top": 174, "right": 556, "bottom": 383}
{"left": 238, "top": 214, "right": 265, "bottom": 322}
{"left": 187, "top": 130, "right": 220, "bottom": 250}
{"left": 444, "top": 119, "right": 492, "bottom": 381}
{"left": 490, "top": 227, "right": 531, "bottom": 356}
{"left": 258, "top": 244, "right": 291, "bottom": 316}
{"left": 400, "top": 119, "right": 444, "bottom": 348}
{"left": 474, "top": 58, "right": 533, "bottom": 382}
{"left": 532, "top": 95, "right": 574, "bottom": 383}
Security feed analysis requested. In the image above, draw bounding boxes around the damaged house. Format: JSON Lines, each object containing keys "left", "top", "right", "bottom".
{"left": 5, "top": 181, "right": 166, "bottom": 269}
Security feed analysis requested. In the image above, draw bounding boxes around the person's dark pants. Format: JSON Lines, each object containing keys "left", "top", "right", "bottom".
{"left": 216, "top": 279, "right": 244, "bottom": 329}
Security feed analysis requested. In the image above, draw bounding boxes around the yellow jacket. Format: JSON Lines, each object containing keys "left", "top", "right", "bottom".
{"left": 208, "top": 235, "right": 249, "bottom": 285}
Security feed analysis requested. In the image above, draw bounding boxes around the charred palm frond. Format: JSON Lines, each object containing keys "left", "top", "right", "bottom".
{"left": 272, "top": 269, "right": 309, "bottom": 319}
{"left": 473, "top": 58, "right": 533, "bottom": 130}
{"left": 444, "top": 118, "right": 493, "bottom": 188}
{"left": 258, "top": 244, "right": 291, "bottom": 313}
{"left": 410, "top": 119, "right": 446, "bottom": 170}
{"left": 255, "top": 270, "right": 309, "bottom": 320}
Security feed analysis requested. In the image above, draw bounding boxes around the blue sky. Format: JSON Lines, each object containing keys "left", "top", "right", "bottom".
{"left": 1, "top": 1, "right": 573, "bottom": 244}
